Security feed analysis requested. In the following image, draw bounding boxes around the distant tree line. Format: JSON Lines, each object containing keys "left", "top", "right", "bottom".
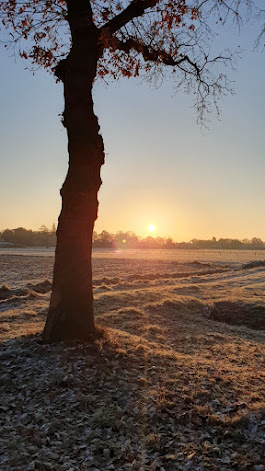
{"left": 0, "top": 225, "right": 56, "bottom": 247}
{"left": 187, "top": 237, "right": 265, "bottom": 251}
{"left": 1, "top": 228, "right": 265, "bottom": 250}
{"left": 93, "top": 232, "right": 265, "bottom": 250}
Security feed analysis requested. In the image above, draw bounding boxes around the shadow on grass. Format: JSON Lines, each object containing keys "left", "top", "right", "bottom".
{"left": 1, "top": 328, "right": 265, "bottom": 470}
{"left": 209, "top": 301, "right": 265, "bottom": 330}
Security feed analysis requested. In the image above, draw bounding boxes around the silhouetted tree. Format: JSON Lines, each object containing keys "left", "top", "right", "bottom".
{"left": 0, "top": 0, "right": 261, "bottom": 341}
{"left": 251, "top": 237, "right": 264, "bottom": 249}
{"left": 98, "top": 230, "right": 113, "bottom": 247}
{"left": 1, "top": 229, "right": 14, "bottom": 244}
{"left": 165, "top": 237, "right": 174, "bottom": 249}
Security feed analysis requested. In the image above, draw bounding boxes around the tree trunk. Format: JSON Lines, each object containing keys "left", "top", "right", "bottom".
{"left": 43, "top": 3, "right": 104, "bottom": 342}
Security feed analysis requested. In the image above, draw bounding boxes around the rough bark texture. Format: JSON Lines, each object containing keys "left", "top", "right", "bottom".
{"left": 42, "top": 0, "right": 104, "bottom": 342}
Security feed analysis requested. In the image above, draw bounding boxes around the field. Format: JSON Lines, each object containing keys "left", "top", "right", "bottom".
{"left": 1, "top": 249, "right": 265, "bottom": 471}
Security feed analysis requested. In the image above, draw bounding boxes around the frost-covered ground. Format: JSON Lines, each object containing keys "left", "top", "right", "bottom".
{"left": 0, "top": 250, "right": 265, "bottom": 471}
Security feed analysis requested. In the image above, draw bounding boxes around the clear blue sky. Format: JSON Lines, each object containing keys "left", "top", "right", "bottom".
{"left": 0, "top": 19, "right": 264, "bottom": 241}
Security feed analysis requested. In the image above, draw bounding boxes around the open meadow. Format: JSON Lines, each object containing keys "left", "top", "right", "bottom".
{"left": 0, "top": 249, "right": 265, "bottom": 471}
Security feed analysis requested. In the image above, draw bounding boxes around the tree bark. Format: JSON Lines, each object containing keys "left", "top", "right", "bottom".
{"left": 42, "top": 1, "right": 104, "bottom": 342}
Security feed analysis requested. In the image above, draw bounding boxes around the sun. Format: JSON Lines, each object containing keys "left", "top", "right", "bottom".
{"left": 148, "top": 224, "right": 156, "bottom": 233}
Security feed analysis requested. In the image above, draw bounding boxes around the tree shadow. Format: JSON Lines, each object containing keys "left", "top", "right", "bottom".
{"left": 1, "top": 324, "right": 265, "bottom": 470}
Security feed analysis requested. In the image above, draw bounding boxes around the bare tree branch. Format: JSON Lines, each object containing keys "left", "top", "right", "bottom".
{"left": 110, "top": 35, "right": 210, "bottom": 78}
{"left": 100, "top": 0, "right": 161, "bottom": 35}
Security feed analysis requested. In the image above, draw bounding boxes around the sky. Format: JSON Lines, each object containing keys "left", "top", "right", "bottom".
{"left": 0, "top": 15, "right": 264, "bottom": 242}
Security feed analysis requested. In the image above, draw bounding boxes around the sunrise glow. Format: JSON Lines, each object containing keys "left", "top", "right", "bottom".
{"left": 148, "top": 224, "right": 156, "bottom": 233}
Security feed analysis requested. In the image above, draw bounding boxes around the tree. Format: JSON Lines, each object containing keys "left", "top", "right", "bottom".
{"left": 0, "top": 0, "right": 261, "bottom": 342}
{"left": 1, "top": 227, "right": 34, "bottom": 246}
{"left": 251, "top": 237, "right": 264, "bottom": 249}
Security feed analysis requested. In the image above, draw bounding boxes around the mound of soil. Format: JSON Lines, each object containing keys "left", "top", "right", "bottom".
{"left": 242, "top": 260, "right": 265, "bottom": 270}
{"left": 209, "top": 301, "right": 265, "bottom": 330}
{"left": 0, "top": 285, "right": 28, "bottom": 300}
{"left": 26, "top": 279, "right": 52, "bottom": 293}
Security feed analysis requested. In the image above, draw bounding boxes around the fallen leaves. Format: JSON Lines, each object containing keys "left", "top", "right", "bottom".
{"left": 1, "top": 329, "right": 265, "bottom": 471}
